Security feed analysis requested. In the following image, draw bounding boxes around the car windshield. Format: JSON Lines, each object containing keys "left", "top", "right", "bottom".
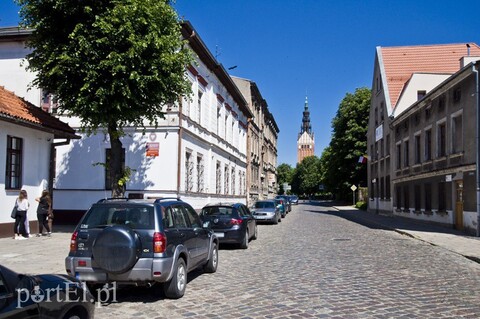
{"left": 80, "top": 205, "right": 154, "bottom": 229}
{"left": 202, "top": 206, "right": 233, "bottom": 216}
{"left": 254, "top": 201, "right": 275, "bottom": 209}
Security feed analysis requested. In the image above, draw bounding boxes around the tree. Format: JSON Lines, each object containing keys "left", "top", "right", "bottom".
{"left": 320, "top": 87, "right": 371, "bottom": 200}
{"left": 16, "top": 0, "right": 193, "bottom": 197}
{"left": 276, "top": 163, "right": 294, "bottom": 195}
{"left": 291, "top": 156, "right": 321, "bottom": 196}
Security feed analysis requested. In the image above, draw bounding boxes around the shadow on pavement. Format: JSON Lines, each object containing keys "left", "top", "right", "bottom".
{"left": 301, "top": 200, "right": 474, "bottom": 238}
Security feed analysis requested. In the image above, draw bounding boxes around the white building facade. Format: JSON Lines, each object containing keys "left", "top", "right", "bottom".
{"left": 0, "top": 22, "right": 252, "bottom": 221}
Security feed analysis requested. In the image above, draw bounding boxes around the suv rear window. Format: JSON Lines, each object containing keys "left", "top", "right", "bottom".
{"left": 81, "top": 205, "right": 154, "bottom": 229}
{"left": 201, "top": 206, "right": 233, "bottom": 216}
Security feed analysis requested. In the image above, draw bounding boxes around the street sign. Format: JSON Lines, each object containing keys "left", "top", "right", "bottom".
{"left": 350, "top": 185, "right": 357, "bottom": 191}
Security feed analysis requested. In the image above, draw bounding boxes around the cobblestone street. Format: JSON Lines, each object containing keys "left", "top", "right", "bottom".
{"left": 2, "top": 202, "right": 480, "bottom": 318}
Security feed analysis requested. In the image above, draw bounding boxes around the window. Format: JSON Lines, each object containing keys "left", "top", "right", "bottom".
{"left": 395, "top": 186, "right": 401, "bottom": 209}
{"left": 438, "top": 182, "right": 446, "bottom": 211}
{"left": 452, "top": 114, "right": 463, "bottom": 154}
{"left": 425, "top": 129, "right": 432, "bottom": 161}
{"left": 197, "top": 90, "right": 203, "bottom": 124}
{"left": 172, "top": 206, "right": 188, "bottom": 228}
{"left": 5, "top": 136, "right": 23, "bottom": 189}
{"left": 375, "top": 107, "right": 378, "bottom": 125}
{"left": 414, "top": 135, "right": 421, "bottom": 164}
{"left": 414, "top": 185, "right": 421, "bottom": 212}
{"left": 183, "top": 205, "right": 201, "bottom": 228}
{"left": 231, "top": 167, "right": 236, "bottom": 195}
{"left": 438, "top": 96, "right": 445, "bottom": 112}
{"left": 380, "top": 177, "right": 384, "bottom": 199}
{"left": 417, "top": 90, "right": 426, "bottom": 100}
{"left": 396, "top": 143, "right": 402, "bottom": 169}
{"left": 386, "top": 175, "right": 391, "bottom": 199}
{"left": 216, "top": 161, "right": 221, "bottom": 194}
{"left": 386, "top": 134, "right": 390, "bottom": 155}
{"left": 185, "top": 151, "right": 193, "bottom": 192}
{"left": 403, "top": 186, "right": 409, "bottom": 211}
{"left": 217, "top": 104, "right": 221, "bottom": 135}
{"left": 403, "top": 140, "right": 409, "bottom": 167}
{"left": 424, "top": 183, "right": 432, "bottom": 211}
{"left": 370, "top": 181, "right": 375, "bottom": 200}
{"left": 438, "top": 122, "right": 446, "bottom": 157}
{"left": 105, "top": 148, "right": 125, "bottom": 190}
{"left": 453, "top": 87, "right": 461, "bottom": 103}
{"left": 224, "top": 166, "right": 230, "bottom": 194}
{"left": 197, "top": 155, "right": 204, "bottom": 193}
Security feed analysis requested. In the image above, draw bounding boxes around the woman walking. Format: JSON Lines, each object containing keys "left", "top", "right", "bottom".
{"left": 14, "top": 189, "right": 30, "bottom": 240}
{"left": 35, "top": 190, "right": 52, "bottom": 237}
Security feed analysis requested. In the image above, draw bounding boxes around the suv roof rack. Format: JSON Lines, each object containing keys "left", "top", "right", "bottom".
{"left": 97, "top": 197, "right": 129, "bottom": 203}
{"left": 153, "top": 197, "right": 182, "bottom": 203}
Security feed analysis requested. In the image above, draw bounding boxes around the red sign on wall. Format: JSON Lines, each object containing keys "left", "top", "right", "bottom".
{"left": 146, "top": 142, "right": 159, "bottom": 157}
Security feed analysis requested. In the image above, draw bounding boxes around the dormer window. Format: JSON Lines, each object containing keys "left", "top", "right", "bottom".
{"left": 417, "top": 90, "right": 426, "bottom": 101}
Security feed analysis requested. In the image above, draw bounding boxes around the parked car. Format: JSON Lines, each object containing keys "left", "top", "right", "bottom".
{"left": 0, "top": 264, "right": 95, "bottom": 319}
{"left": 251, "top": 200, "right": 281, "bottom": 224}
{"left": 289, "top": 195, "right": 299, "bottom": 205}
{"left": 65, "top": 197, "right": 219, "bottom": 299}
{"left": 275, "top": 195, "right": 291, "bottom": 212}
{"left": 275, "top": 199, "right": 287, "bottom": 218}
{"left": 200, "top": 203, "right": 257, "bottom": 249}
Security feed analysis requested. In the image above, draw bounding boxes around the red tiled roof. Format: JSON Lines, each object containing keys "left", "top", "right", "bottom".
{"left": 381, "top": 43, "right": 480, "bottom": 109}
{"left": 0, "top": 86, "right": 77, "bottom": 138}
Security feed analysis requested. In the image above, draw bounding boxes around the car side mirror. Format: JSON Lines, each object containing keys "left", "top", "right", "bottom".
{"left": 202, "top": 221, "right": 211, "bottom": 229}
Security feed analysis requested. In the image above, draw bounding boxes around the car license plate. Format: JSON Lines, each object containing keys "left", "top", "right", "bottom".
{"left": 76, "top": 272, "right": 107, "bottom": 281}
{"left": 214, "top": 232, "right": 224, "bottom": 238}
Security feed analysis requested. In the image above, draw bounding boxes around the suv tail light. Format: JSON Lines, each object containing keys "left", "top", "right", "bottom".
{"left": 153, "top": 232, "right": 167, "bottom": 253}
{"left": 229, "top": 218, "right": 243, "bottom": 225}
{"left": 70, "top": 231, "right": 78, "bottom": 252}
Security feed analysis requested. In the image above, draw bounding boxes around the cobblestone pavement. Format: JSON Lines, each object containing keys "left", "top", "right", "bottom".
{"left": 2, "top": 202, "right": 480, "bottom": 318}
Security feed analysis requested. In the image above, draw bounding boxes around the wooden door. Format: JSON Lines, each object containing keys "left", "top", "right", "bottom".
{"left": 455, "top": 181, "right": 463, "bottom": 230}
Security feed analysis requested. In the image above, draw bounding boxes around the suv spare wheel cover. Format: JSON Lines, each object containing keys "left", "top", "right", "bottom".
{"left": 92, "top": 225, "right": 142, "bottom": 274}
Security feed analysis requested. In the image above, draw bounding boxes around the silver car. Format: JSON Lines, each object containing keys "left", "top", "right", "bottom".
{"left": 251, "top": 200, "right": 281, "bottom": 224}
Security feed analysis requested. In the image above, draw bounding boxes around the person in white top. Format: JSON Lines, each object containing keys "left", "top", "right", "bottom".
{"left": 14, "top": 189, "right": 30, "bottom": 240}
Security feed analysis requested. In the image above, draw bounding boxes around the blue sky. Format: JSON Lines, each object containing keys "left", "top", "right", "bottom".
{"left": 2, "top": 0, "right": 480, "bottom": 167}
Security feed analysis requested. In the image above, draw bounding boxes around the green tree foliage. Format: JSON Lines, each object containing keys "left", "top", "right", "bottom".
{"left": 320, "top": 87, "right": 371, "bottom": 200}
{"left": 16, "top": 0, "right": 193, "bottom": 197}
{"left": 276, "top": 163, "right": 294, "bottom": 195}
{"left": 277, "top": 163, "right": 293, "bottom": 186}
{"left": 291, "top": 156, "right": 321, "bottom": 196}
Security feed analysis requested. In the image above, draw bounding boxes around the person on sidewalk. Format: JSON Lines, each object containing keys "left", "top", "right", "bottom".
{"left": 13, "top": 190, "right": 30, "bottom": 240}
{"left": 35, "top": 190, "right": 52, "bottom": 237}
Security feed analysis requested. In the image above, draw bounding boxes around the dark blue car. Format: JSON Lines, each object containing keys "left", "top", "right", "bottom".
{"left": 0, "top": 264, "right": 95, "bottom": 319}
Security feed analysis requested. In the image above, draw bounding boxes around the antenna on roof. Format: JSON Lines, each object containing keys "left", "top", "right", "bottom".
{"left": 466, "top": 43, "right": 471, "bottom": 56}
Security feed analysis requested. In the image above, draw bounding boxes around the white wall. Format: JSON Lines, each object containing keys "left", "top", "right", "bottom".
{"left": 0, "top": 120, "right": 53, "bottom": 224}
{"left": 394, "top": 73, "right": 450, "bottom": 116}
{"left": 0, "top": 42, "right": 39, "bottom": 105}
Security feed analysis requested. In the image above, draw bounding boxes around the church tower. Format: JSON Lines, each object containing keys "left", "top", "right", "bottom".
{"left": 297, "top": 96, "right": 315, "bottom": 163}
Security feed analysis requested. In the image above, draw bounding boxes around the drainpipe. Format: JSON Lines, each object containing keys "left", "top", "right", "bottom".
{"left": 473, "top": 63, "right": 480, "bottom": 237}
{"left": 177, "top": 98, "right": 183, "bottom": 197}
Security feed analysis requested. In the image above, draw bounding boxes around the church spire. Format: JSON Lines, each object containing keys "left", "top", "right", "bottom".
{"left": 300, "top": 96, "right": 313, "bottom": 136}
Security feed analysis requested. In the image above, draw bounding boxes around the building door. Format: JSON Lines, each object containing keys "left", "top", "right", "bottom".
{"left": 455, "top": 181, "right": 463, "bottom": 230}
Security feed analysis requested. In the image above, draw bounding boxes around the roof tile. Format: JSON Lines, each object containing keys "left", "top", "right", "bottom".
{"left": 0, "top": 86, "right": 76, "bottom": 138}
{"left": 381, "top": 43, "right": 480, "bottom": 109}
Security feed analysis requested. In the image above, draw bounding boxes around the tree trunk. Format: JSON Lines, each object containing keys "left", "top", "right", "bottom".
{"left": 108, "top": 122, "right": 125, "bottom": 198}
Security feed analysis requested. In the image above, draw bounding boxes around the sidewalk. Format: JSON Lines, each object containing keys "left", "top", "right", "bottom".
{"left": 332, "top": 204, "right": 480, "bottom": 263}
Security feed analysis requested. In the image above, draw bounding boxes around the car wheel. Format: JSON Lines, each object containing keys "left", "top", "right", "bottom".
{"left": 273, "top": 215, "right": 278, "bottom": 225}
{"left": 252, "top": 224, "right": 258, "bottom": 240}
{"left": 62, "top": 307, "right": 88, "bottom": 319}
{"left": 203, "top": 242, "right": 218, "bottom": 273}
{"left": 240, "top": 230, "right": 249, "bottom": 249}
{"left": 92, "top": 225, "right": 141, "bottom": 274}
{"left": 164, "top": 258, "right": 187, "bottom": 299}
